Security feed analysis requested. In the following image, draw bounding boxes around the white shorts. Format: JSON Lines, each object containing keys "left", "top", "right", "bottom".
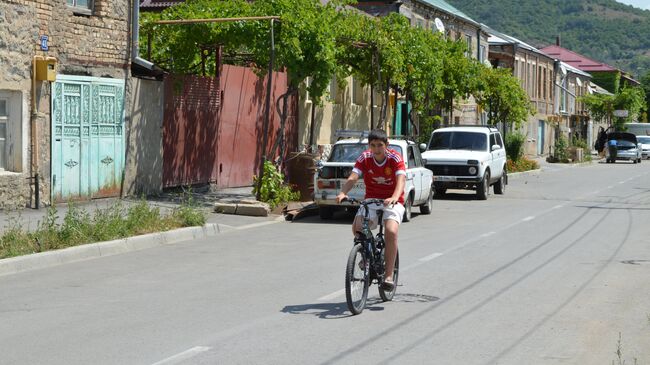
{"left": 356, "top": 202, "right": 405, "bottom": 228}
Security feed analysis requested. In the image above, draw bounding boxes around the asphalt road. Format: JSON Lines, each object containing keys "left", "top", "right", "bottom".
{"left": 1, "top": 160, "right": 649, "bottom": 365}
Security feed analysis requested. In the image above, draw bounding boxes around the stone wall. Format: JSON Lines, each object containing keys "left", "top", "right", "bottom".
{"left": 0, "top": 0, "right": 132, "bottom": 209}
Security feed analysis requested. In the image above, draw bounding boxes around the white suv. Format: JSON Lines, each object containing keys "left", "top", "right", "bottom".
{"left": 314, "top": 138, "right": 434, "bottom": 221}
{"left": 421, "top": 126, "right": 507, "bottom": 200}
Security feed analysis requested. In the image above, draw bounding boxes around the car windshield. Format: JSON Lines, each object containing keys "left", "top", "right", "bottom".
{"left": 636, "top": 136, "right": 650, "bottom": 144}
{"left": 617, "top": 140, "right": 637, "bottom": 148}
{"left": 328, "top": 144, "right": 403, "bottom": 162}
{"left": 428, "top": 131, "right": 487, "bottom": 151}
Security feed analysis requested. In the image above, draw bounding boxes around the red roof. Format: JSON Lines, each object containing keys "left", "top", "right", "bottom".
{"left": 540, "top": 45, "right": 617, "bottom": 72}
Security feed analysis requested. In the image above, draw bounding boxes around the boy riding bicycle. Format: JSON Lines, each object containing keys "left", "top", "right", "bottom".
{"left": 335, "top": 129, "right": 406, "bottom": 291}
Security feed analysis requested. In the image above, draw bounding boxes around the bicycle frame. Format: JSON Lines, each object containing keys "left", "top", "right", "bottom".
{"left": 352, "top": 199, "right": 386, "bottom": 280}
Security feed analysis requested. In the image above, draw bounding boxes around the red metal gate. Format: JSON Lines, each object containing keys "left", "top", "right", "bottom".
{"left": 163, "top": 65, "right": 297, "bottom": 188}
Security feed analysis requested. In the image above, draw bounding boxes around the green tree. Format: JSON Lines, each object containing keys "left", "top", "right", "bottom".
{"left": 641, "top": 71, "right": 650, "bottom": 122}
{"left": 582, "top": 86, "right": 645, "bottom": 130}
{"left": 474, "top": 66, "right": 533, "bottom": 130}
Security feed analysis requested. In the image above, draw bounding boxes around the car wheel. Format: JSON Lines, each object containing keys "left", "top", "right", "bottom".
{"left": 319, "top": 206, "right": 334, "bottom": 219}
{"left": 420, "top": 188, "right": 433, "bottom": 215}
{"left": 494, "top": 168, "right": 506, "bottom": 195}
{"left": 403, "top": 195, "right": 412, "bottom": 222}
{"left": 477, "top": 171, "right": 489, "bottom": 200}
{"left": 633, "top": 159, "right": 637, "bottom": 164}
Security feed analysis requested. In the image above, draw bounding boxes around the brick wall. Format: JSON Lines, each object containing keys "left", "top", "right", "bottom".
{"left": 0, "top": 0, "right": 132, "bottom": 209}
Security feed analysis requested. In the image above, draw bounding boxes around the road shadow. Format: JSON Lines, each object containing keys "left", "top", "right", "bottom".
{"left": 281, "top": 293, "right": 440, "bottom": 319}
{"left": 290, "top": 210, "right": 424, "bottom": 225}
{"left": 433, "top": 192, "right": 480, "bottom": 201}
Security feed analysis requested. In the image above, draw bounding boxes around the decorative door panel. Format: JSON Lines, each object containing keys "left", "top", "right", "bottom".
{"left": 52, "top": 76, "right": 124, "bottom": 202}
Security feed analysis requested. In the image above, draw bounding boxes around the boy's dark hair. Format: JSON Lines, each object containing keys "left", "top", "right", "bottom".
{"left": 368, "top": 129, "right": 388, "bottom": 144}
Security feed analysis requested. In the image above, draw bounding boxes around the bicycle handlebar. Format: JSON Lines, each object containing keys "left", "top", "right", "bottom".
{"left": 341, "top": 197, "right": 387, "bottom": 207}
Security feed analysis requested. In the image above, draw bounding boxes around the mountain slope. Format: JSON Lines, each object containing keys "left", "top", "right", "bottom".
{"left": 445, "top": 0, "right": 650, "bottom": 79}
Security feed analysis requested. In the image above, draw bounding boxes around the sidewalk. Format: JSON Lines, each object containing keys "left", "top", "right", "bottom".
{"left": 0, "top": 186, "right": 283, "bottom": 276}
{"left": 0, "top": 186, "right": 273, "bottom": 234}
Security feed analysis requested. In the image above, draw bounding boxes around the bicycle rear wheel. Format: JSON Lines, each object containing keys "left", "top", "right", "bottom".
{"left": 379, "top": 250, "right": 399, "bottom": 302}
{"left": 345, "top": 244, "right": 369, "bottom": 315}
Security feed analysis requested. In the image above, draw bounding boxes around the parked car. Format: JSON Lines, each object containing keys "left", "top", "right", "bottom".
{"left": 313, "top": 138, "right": 434, "bottom": 222}
{"left": 636, "top": 135, "right": 650, "bottom": 159}
{"left": 605, "top": 132, "right": 642, "bottom": 163}
{"left": 420, "top": 126, "right": 507, "bottom": 200}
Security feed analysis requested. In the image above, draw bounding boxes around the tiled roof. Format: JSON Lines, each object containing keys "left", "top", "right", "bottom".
{"left": 540, "top": 45, "right": 617, "bottom": 72}
{"left": 417, "top": 0, "right": 478, "bottom": 26}
{"left": 140, "top": 0, "right": 185, "bottom": 9}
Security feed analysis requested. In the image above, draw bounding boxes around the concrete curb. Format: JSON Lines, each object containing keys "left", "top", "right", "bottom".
{"left": 0, "top": 223, "right": 237, "bottom": 277}
{"left": 214, "top": 201, "right": 270, "bottom": 216}
{"left": 508, "top": 168, "right": 542, "bottom": 179}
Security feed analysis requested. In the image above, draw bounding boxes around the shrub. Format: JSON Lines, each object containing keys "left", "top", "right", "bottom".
{"left": 553, "top": 135, "right": 570, "bottom": 163}
{"left": 507, "top": 157, "right": 539, "bottom": 172}
{"left": 505, "top": 132, "right": 526, "bottom": 161}
{"left": 252, "top": 161, "right": 300, "bottom": 208}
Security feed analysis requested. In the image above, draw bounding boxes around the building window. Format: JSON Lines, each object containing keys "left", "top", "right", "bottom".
{"left": 67, "top": 0, "right": 93, "bottom": 14}
{"left": 304, "top": 77, "right": 312, "bottom": 103}
{"left": 328, "top": 76, "right": 337, "bottom": 102}
{"left": 352, "top": 77, "right": 364, "bottom": 105}
{"left": 0, "top": 99, "right": 6, "bottom": 170}
{"left": 465, "top": 35, "right": 472, "bottom": 58}
{"left": 0, "top": 91, "right": 22, "bottom": 173}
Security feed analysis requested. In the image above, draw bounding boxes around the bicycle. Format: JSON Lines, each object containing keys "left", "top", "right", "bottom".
{"left": 342, "top": 198, "right": 399, "bottom": 315}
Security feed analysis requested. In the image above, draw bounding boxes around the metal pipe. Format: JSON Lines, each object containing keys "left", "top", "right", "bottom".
{"left": 155, "top": 16, "right": 280, "bottom": 25}
{"left": 256, "top": 19, "right": 275, "bottom": 201}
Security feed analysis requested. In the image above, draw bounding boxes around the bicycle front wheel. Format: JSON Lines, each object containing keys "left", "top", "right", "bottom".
{"left": 345, "top": 244, "right": 369, "bottom": 315}
{"left": 379, "top": 250, "right": 399, "bottom": 302}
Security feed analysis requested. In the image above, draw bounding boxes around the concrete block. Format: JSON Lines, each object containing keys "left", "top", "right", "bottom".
{"left": 214, "top": 202, "right": 237, "bottom": 214}
{"left": 235, "top": 204, "right": 270, "bottom": 217}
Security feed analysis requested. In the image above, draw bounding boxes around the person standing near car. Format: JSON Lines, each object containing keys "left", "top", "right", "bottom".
{"left": 335, "top": 129, "right": 406, "bottom": 290}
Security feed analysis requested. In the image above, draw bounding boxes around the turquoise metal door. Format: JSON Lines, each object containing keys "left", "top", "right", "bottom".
{"left": 52, "top": 76, "right": 125, "bottom": 202}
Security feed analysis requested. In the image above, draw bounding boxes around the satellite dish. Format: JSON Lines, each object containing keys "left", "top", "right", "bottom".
{"left": 434, "top": 18, "right": 445, "bottom": 33}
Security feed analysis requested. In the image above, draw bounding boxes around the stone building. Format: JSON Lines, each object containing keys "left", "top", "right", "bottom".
{"left": 486, "top": 27, "right": 560, "bottom": 156}
{"left": 353, "top": 0, "right": 490, "bottom": 127}
{"left": 0, "top": 0, "right": 133, "bottom": 209}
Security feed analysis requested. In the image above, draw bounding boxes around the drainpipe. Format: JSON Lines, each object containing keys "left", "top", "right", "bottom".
{"left": 132, "top": 0, "right": 154, "bottom": 69}
{"left": 31, "top": 57, "right": 39, "bottom": 209}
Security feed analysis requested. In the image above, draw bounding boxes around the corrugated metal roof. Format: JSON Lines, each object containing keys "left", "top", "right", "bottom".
{"left": 540, "top": 45, "right": 617, "bottom": 72}
{"left": 416, "top": 0, "right": 478, "bottom": 26}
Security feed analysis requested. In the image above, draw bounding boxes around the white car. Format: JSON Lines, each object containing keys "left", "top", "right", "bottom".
{"left": 314, "top": 138, "right": 434, "bottom": 222}
{"left": 421, "top": 126, "right": 507, "bottom": 200}
{"left": 636, "top": 135, "right": 650, "bottom": 159}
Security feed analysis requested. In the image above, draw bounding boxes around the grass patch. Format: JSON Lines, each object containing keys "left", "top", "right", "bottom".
{"left": 507, "top": 157, "right": 540, "bottom": 173}
{"left": 0, "top": 198, "right": 206, "bottom": 260}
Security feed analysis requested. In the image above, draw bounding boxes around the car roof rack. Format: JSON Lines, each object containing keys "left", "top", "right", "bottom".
{"left": 442, "top": 124, "right": 499, "bottom": 130}
{"left": 335, "top": 129, "right": 369, "bottom": 141}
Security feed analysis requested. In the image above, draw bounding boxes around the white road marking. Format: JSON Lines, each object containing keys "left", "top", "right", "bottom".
{"left": 480, "top": 231, "right": 496, "bottom": 238}
{"left": 552, "top": 205, "right": 564, "bottom": 210}
{"left": 522, "top": 216, "right": 535, "bottom": 222}
{"left": 607, "top": 185, "right": 613, "bottom": 189}
{"left": 151, "top": 347, "right": 211, "bottom": 365}
{"left": 235, "top": 221, "right": 281, "bottom": 230}
{"left": 419, "top": 253, "right": 444, "bottom": 262}
{"left": 318, "top": 289, "right": 345, "bottom": 301}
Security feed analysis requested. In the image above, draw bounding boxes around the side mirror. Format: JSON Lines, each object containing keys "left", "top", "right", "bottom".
{"left": 419, "top": 143, "right": 427, "bottom": 152}
{"left": 491, "top": 144, "right": 501, "bottom": 151}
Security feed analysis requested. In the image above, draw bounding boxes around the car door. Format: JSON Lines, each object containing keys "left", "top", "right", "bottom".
{"left": 489, "top": 133, "right": 505, "bottom": 181}
{"left": 413, "top": 145, "right": 432, "bottom": 202}
{"left": 405, "top": 145, "right": 422, "bottom": 202}
{"left": 495, "top": 133, "right": 506, "bottom": 176}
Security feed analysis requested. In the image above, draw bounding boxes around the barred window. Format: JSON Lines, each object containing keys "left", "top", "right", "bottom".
{"left": 67, "top": 0, "right": 93, "bottom": 14}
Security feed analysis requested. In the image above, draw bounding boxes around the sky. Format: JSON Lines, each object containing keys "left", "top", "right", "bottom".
{"left": 616, "top": 0, "right": 650, "bottom": 10}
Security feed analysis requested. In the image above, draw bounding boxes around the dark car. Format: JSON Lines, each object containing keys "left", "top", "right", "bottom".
{"left": 606, "top": 132, "right": 642, "bottom": 164}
